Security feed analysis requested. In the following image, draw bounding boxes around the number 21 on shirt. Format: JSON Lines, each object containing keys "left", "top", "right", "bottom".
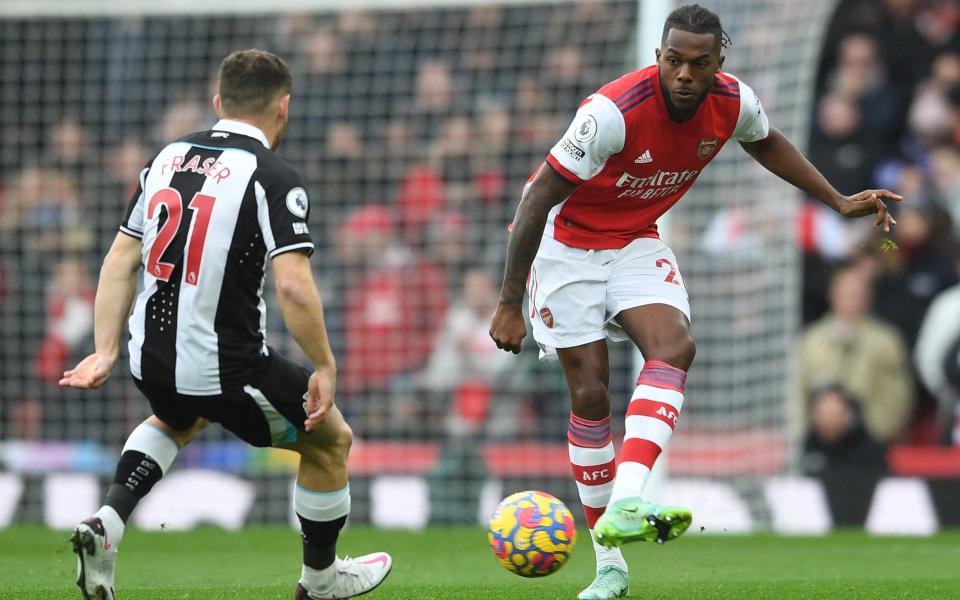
{"left": 146, "top": 188, "right": 216, "bottom": 286}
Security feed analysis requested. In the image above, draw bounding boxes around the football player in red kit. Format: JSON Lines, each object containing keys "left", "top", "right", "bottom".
{"left": 489, "top": 5, "right": 900, "bottom": 599}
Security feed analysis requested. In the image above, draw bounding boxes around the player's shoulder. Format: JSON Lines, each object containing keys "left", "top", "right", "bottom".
{"left": 252, "top": 147, "right": 305, "bottom": 188}
{"left": 711, "top": 71, "right": 743, "bottom": 101}
{"left": 595, "top": 65, "right": 659, "bottom": 114}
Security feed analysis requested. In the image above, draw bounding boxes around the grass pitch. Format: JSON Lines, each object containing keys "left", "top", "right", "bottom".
{"left": 4, "top": 525, "right": 959, "bottom": 599}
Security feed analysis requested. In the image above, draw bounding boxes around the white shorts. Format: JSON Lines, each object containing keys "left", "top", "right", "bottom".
{"left": 528, "top": 236, "right": 691, "bottom": 360}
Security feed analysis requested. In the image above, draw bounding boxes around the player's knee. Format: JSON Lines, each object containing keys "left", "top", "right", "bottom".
{"left": 569, "top": 381, "right": 610, "bottom": 420}
{"left": 301, "top": 422, "right": 353, "bottom": 473}
{"left": 653, "top": 334, "right": 696, "bottom": 371}
{"left": 157, "top": 417, "right": 208, "bottom": 447}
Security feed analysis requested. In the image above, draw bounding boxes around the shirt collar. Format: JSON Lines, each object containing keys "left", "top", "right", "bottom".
{"left": 212, "top": 119, "right": 271, "bottom": 148}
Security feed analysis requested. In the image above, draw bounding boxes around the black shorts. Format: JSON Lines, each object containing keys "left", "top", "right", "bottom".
{"left": 133, "top": 350, "right": 310, "bottom": 448}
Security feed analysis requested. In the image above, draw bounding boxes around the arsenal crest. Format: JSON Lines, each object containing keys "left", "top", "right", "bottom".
{"left": 539, "top": 307, "right": 555, "bottom": 328}
{"left": 697, "top": 137, "right": 718, "bottom": 159}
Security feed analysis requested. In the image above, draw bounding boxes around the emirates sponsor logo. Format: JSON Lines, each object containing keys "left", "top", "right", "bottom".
{"left": 615, "top": 168, "right": 700, "bottom": 199}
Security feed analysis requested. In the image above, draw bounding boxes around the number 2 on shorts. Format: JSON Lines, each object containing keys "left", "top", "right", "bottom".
{"left": 656, "top": 258, "right": 680, "bottom": 285}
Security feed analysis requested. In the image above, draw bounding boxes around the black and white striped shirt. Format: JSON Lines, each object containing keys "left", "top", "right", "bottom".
{"left": 120, "top": 119, "right": 314, "bottom": 395}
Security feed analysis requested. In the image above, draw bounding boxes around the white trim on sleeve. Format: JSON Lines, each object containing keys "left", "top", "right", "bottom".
{"left": 269, "top": 242, "right": 315, "bottom": 258}
{"left": 731, "top": 77, "right": 770, "bottom": 143}
{"left": 119, "top": 225, "right": 143, "bottom": 238}
{"left": 548, "top": 94, "right": 626, "bottom": 182}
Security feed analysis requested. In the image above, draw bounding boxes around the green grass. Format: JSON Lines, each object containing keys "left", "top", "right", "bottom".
{"left": 4, "top": 526, "right": 960, "bottom": 599}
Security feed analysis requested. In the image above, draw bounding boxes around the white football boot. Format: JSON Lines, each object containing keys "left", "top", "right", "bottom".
{"left": 296, "top": 552, "right": 393, "bottom": 599}
{"left": 71, "top": 517, "right": 118, "bottom": 600}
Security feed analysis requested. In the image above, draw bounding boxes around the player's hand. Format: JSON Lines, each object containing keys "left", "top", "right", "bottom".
{"left": 59, "top": 352, "right": 116, "bottom": 389}
{"left": 304, "top": 366, "right": 336, "bottom": 431}
{"left": 489, "top": 303, "right": 527, "bottom": 354}
{"left": 838, "top": 189, "right": 903, "bottom": 232}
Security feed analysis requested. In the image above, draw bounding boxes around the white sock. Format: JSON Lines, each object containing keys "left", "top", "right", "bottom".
{"left": 93, "top": 505, "right": 125, "bottom": 547}
{"left": 123, "top": 422, "right": 179, "bottom": 473}
{"left": 590, "top": 529, "right": 627, "bottom": 571}
{"left": 301, "top": 561, "right": 337, "bottom": 593}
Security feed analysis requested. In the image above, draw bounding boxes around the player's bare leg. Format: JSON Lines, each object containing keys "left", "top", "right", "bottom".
{"left": 282, "top": 406, "right": 392, "bottom": 600}
{"left": 72, "top": 416, "right": 206, "bottom": 600}
{"left": 593, "top": 304, "right": 694, "bottom": 548}
{"left": 557, "top": 341, "right": 628, "bottom": 599}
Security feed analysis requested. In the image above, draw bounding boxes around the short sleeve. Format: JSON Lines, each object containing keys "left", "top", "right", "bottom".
{"left": 546, "top": 94, "right": 626, "bottom": 184}
{"left": 732, "top": 78, "right": 770, "bottom": 143}
{"left": 119, "top": 165, "right": 150, "bottom": 239}
{"left": 254, "top": 167, "right": 315, "bottom": 258}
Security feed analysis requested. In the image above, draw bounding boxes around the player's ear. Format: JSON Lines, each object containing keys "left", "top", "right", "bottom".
{"left": 655, "top": 48, "right": 662, "bottom": 63}
{"left": 717, "top": 54, "right": 725, "bottom": 70}
{"left": 277, "top": 93, "right": 290, "bottom": 122}
{"left": 212, "top": 94, "right": 222, "bottom": 116}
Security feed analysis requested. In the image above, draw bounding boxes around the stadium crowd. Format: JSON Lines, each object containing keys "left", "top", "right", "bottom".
{"left": 801, "top": 0, "right": 960, "bottom": 475}
{"left": 1, "top": 0, "right": 959, "bottom": 474}
{"left": 0, "top": 3, "right": 636, "bottom": 444}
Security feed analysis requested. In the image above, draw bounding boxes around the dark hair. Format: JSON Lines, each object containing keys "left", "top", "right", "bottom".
{"left": 217, "top": 49, "right": 292, "bottom": 117}
{"left": 662, "top": 4, "right": 731, "bottom": 49}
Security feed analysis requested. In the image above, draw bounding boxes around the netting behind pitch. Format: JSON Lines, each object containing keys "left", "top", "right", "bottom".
{"left": 0, "top": 0, "right": 831, "bottom": 528}
{"left": 663, "top": 0, "right": 834, "bottom": 495}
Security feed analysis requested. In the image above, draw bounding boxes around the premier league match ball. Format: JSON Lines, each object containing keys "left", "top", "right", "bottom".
{"left": 487, "top": 490, "right": 577, "bottom": 577}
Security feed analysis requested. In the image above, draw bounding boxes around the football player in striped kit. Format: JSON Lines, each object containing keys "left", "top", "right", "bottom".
{"left": 490, "top": 5, "right": 901, "bottom": 599}
{"left": 61, "top": 50, "right": 391, "bottom": 600}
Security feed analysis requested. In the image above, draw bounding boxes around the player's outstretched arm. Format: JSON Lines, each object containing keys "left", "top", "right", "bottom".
{"left": 59, "top": 232, "right": 143, "bottom": 389}
{"left": 272, "top": 251, "right": 337, "bottom": 431}
{"left": 739, "top": 128, "right": 902, "bottom": 231}
{"left": 490, "top": 166, "right": 577, "bottom": 354}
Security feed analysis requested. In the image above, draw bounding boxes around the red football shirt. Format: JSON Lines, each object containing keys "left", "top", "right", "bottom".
{"left": 540, "top": 65, "right": 769, "bottom": 249}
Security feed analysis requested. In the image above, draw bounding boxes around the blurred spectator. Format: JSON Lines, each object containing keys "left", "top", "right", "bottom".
{"left": 871, "top": 199, "right": 958, "bottom": 350}
{"left": 313, "top": 121, "right": 366, "bottom": 210}
{"left": 798, "top": 201, "right": 861, "bottom": 323}
{"left": 419, "top": 268, "right": 511, "bottom": 394}
{"left": 915, "top": 282, "right": 960, "bottom": 443}
{"left": 803, "top": 384, "right": 888, "bottom": 476}
{"left": 541, "top": 45, "right": 592, "bottom": 114}
{"left": 828, "top": 33, "right": 903, "bottom": 146}
{"left": 97, "top": 137, "right": 150, "bottom": 254}
{"left": 798, "top": 262, "right": 914, "bottom": 442}
{"left": 876, "top": 0, "right": 935, "bottom": 97}
{"left": 809, "top": 93, "right": 878, "bottom": 194}
{"left": 46, "top": 117, "right": 96, "bottom": 173}
{"left": 0, "top": 166, "right": 92, "bottom": 262}
{"left": 335, "top": 204, "right": 449, "bottom": 397}
{"left": 802, "top": 384, "right": 888, "bottom": 526}
{"left": 423, "top": 210, "right": 474, "bottom": 294}
{"left": 906, "top": 52, "right": 960, "bottom": 145}
{"left": 430, "top": 116, "right": 475, "bottom": 209}
{"left": 929, "top": 143, "right": 960, "bottom": 237}
{"left": 406, "top": 60, "right": 465, "bottom": 141}
{"left": 473, "top": 99, "right": 512, "bottom": 183}
{"left": 396, "top": 166, "right": 447, "bottom": 245}
{"left": 458, "top": 6, "right": 507, "bottom": 99}
{"left": 153, "top": 96, "right": 208, "bottom": 146}
{"left": 33, "top": 257, "right": 95, "bottom": 384}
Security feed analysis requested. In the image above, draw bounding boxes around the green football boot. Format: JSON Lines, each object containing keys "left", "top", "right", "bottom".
{"left": 577, "top": 565, "right": 629, "bottom": 599}
{"left": 593, "top": 498, "right": 692, "bottom": 548}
